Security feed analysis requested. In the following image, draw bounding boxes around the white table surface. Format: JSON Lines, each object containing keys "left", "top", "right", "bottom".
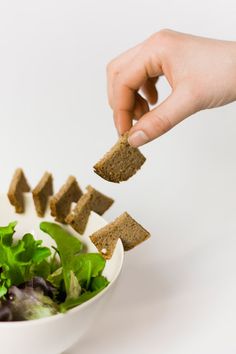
{"left": 1, "top": 1, "right": 236, "bottom": 353}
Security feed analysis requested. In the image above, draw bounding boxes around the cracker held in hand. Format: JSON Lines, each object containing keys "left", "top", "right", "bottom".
{"left": 90, "top": 212, "right": 150, "bottom": 259}
{"left": 32, "top": 172, "right": 53, "bottom": 217}
{"left": 66, "top": 185, "right": 114, "bottom": 234}
{"left": 50, "top": 176, "right": 82, "bottom": 223}
{"left": 93, "top": 132, "right": 146, "bottom": 183}
{"left": 7, "top": 168, "right": 31, "bottom": 213}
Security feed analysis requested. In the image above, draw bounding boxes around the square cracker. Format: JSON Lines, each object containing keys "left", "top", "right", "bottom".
{"left": 7, "top": 168, "right": 31, "bottom": 213}
{"left": 93, "top": 133, "right": 146, "bottom": 183}
{"left": 66, "top": 185, "right": 114, "bottom": 234}
{"left": 50, "top": 176, "right": 82, "bottom": 223}
{"left": 90, "top": 212, "right": 150, "bottom": 259}
{"left": 32, "top": 172, "right": 53, "bottom": 217}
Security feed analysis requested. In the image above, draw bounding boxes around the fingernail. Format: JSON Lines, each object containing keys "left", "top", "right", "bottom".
{"left": 128, "top": 130, "right": 149, "bottom": 147}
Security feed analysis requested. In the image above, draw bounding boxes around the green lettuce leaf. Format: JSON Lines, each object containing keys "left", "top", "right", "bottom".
{"left": 59, "top": 289, "right": 101, "bottom": 312}
{"left": 0, "top": 221, "right": 17, "bottom": 246}
{"left": 0, "top": 222, "right": 51, "bottom": 297}
{"left": 72, "top": 253, "right": 106, "bottom": 289}
{"left": 40, "top": 222, "right": 83, "bottom": 294}
{"left": 47, "top": 267, "right": 63, "bottom": 288}
{"left": 40, "top": 222, "right": 106, "bottom": 299}
{"left": 59, "top": 274, "right": 109, "bottom": 312}
{"left": 67, "top": 271, "right": 81, "bottom": 299}
{"left": 90, "top": 275, "right": 109, "bottom": 292}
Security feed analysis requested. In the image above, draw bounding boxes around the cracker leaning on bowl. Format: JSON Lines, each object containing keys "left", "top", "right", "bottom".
{"left": 7, "top": 168, "right": 31, "bottom": 213}
{"left": 90, "top": 212, "right": 150, "bottom": 259}
{"left": 32, "top": 172, "right": 53, "bottom": 217}
{"left": 86, "top": 185, "right": 114, "bottom": 215}
{"left": 66, "top": 185, "right": 114, "bottom": 234}
{"left": 50, "top": 176, "right": 82, "bottom": 223}
{"left": 93, "top": 132, "right": 146, "bottom": 183}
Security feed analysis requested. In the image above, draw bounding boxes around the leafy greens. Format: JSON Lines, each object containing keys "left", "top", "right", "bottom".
{"left": 0, "top": 221, "right": 109, "bottom": 321}
{"left": 0, "top": 222, "right": 51, "bottom": 297}
{"left": 40, "top": 222, "right": 108, "bottom": 309}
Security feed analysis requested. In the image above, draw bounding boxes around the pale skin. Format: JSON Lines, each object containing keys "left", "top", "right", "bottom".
{"left": 107, "top": 29, "right": 236, "bottom": 147}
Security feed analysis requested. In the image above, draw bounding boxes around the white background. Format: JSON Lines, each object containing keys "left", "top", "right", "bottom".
{"left": 0, "top": 1, "right": 236, "bottom": 353}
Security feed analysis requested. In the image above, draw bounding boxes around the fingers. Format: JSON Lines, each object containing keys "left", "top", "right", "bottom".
{"left": 128, "top": 86, "right": 197, "bottom": 147}
{"left": 107, "top": 34, "right": 164, "bottom": 135}
{"left": 107, "top": 43, "right": 143, "bottom": 108}
{"left": 113, "top": 56, "right": 163, "bottom": 134}
{"left": 113, "top": 109, "right": 133, "bottom": 133}
{"left": 108, "top": 28, "right": 236, "bottom": 146}
{"left": 113, "top": 92, "right": 150, "bottom": 133}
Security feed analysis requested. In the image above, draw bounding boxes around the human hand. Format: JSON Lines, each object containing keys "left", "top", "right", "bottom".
{"left": 107, "top": 29, "right": 236, "bottom": 147}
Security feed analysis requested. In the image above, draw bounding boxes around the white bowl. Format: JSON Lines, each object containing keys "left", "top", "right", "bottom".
{"left": 0, "top": 194, "right": 124, "bottom": 354}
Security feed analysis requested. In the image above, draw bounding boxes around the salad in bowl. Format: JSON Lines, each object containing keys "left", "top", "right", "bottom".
{"left": 0, "top": 221, "right": 110, "bottom": 321}
{"left": 0, "top": 194, "right": 124, "bottom": 354}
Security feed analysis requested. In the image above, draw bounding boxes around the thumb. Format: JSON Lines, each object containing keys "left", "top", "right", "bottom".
{"left": 128, "top": 86, "right": 197, "bottom": 147}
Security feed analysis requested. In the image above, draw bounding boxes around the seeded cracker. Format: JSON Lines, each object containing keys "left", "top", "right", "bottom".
{"left": 90, "top": 212, "right": 150, "bottom": 259}
{"left": 93, "top": 132, "right": 146, "bottom": 183}
{"left": 89, "top": 220, "right": 120, "bottom": 260}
